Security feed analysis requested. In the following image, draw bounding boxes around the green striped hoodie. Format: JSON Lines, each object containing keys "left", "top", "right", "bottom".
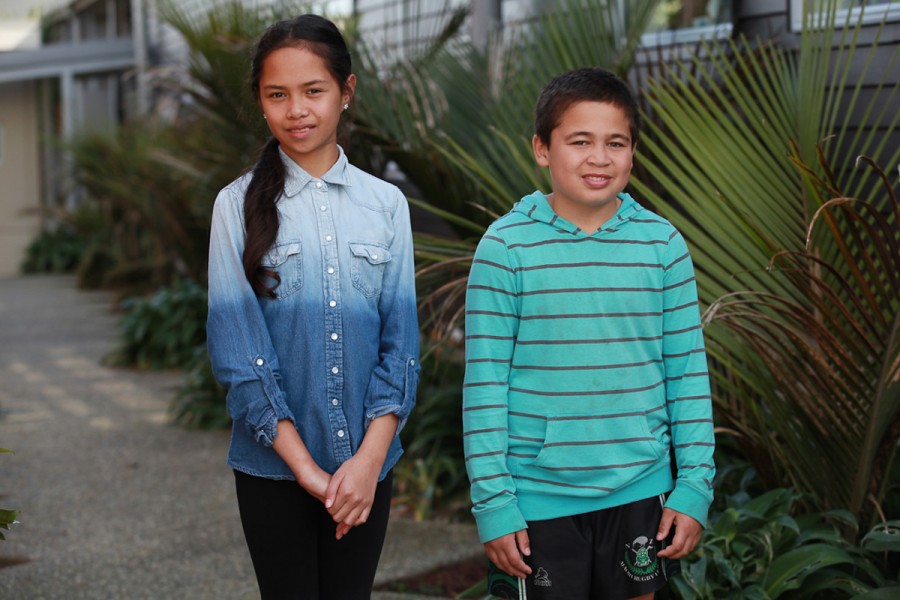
{"left": 463, "top": 191, "right": 715, "bottom": 544}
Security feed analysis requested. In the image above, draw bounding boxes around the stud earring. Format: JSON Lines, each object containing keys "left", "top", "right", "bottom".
{"left": 263, "top": 114, "right": 267, "bottom": 120}
{"left": 343, "top": 104, "right": 349, "bottom": 111}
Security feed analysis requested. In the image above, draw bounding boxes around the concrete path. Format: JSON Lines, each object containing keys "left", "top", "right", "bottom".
{"left": 0, "top": 275, "right": 481, "bottom": 599}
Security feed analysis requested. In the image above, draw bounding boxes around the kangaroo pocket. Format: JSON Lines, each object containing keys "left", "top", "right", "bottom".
{"left": 519, "top": 410, "right": 667, "bottom": 495}
{"left": 349, "top": 241, "right": 391, "bottom": 298}
{"left": 260, "top": 240, "right": 302, "bottom": 300}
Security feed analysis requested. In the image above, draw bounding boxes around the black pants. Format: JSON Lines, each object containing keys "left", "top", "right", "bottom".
{"left": 234, "top": 469, "right": 393, "bottom": 600}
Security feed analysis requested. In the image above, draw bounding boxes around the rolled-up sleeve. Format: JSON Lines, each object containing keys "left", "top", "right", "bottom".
{"left": 363, "top": 190, "right": 420, "bottom": 431}
{"left": 206, "top": 184, "right": 295, "bottom": 447}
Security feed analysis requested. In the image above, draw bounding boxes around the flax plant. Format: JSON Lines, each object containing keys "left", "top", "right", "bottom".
{"left": 701, "top": 150, "right": 900, "bottom": 523}
{"left": 631, "top": 3, "right": 900, "bottom": 523}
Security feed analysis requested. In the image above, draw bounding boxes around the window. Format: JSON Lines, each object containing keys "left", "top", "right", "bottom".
{"left": 641, "top": 0, "right": 733, "bottom": 46}
{"left": 790, "top": 0, "right": 900, "bottom": 31}
{"left": 78, "top": 1, "right": 109, "bottom": 41}
{"left": 116, "top": 0, "right": 132, "bottom": 38}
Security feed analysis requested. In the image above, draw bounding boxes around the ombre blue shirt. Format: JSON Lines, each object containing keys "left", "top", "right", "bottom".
{"left": 207, "top": 146, "right": 420, "bottom": 481}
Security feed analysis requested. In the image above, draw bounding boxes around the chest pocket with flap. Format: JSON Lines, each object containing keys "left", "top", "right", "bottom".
{"left": 349, "top": 241, "right": 391, "bottom": 298}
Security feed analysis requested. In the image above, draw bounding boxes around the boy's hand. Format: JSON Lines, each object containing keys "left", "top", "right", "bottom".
{"left": 484, "top": 530, "right": 532, "bottom": 579}
{"left": 656, "top": 508, "right": 702, "bottom": 559}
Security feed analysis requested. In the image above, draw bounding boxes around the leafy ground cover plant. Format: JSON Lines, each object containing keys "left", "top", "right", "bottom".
{"left": 19, "top": 228, "right": 85, "bottom": 274}
{"left": 105, "top": 280, "right": 208, "bottom": 371}
{"left": 0, "top": 448, "right": 18, "bottom": 541}
{"left": 670, "top": 487, "right": 900, "bottom": 599}
{"left": 392, "top": 352, "right": 469, "bottom": 520}
{"left": 169, "top": 347, "right": 229, "bottom": 430}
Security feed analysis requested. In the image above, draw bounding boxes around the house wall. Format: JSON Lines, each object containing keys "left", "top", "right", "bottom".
{"left": 0, "top": 81, "right": 41, "bottom": 277}
{"left": 355, "top": 0, "right": 529, "bottom": 56}
{"left": 733, "top": 0, "right": 900, "bottom": 180}
{"left": 629, "top": 0, "right": 898, "bottom": 184}
{"left": 734, "top": 0, "right": 791, "bottom": 38}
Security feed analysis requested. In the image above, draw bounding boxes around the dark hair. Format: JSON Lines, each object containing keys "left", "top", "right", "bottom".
{"left": 533, "top": 67, "right": 640, "bottom": 148}
{"left": 243, "top": 14, "right": 352, "bottom": 298}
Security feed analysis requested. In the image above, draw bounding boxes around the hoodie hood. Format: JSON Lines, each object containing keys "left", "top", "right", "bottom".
{"left": 512, "top": 190, "right": 643, "bottom": 235}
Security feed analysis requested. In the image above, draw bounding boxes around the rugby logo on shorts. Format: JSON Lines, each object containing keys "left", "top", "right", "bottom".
{"left": 534, "top": 566, "right": 552, "bottom": 587}
{"left": 620, "top": 536, "right": 660, "bottom": 581}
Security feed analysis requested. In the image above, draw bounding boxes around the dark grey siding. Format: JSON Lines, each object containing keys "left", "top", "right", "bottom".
{"left": 734, "top": 0, "right": 791, "bottom": 39}
{"left": 712, "top": 1, "right": 897, "bottom": 187}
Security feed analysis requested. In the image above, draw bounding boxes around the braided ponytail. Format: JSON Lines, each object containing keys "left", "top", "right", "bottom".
{"left": 242, "top": 137, "right": 285, "bottom": 298}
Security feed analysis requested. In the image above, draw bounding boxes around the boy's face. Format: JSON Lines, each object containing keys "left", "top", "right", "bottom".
{"left": 532, "top": 100, "right": 634, "bottom": 226}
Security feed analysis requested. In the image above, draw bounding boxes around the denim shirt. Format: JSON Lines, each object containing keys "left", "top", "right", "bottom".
{"left": 207, "top": 147, "right": 420, "bottom": 481}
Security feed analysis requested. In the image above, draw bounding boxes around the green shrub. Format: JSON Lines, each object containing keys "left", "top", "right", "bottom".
{"left": 106, "top": 280, "right": 208, "bottom": 370}
{"left": 669, "top": 487, "right": 900, "bottom": 599}
{"left": 20, "top": 228, "right": 85, "bottom": 274}
{"left": 393, "top": 350, "right": 469, "bottom": 520}
{"left": 169, "top": 347, "right": 229, "bottom": 430}
{"left": 75, "top": 241, "right": 117, "bottom": 290}
{"left": 106, "top": 280, "right": 232, "bottom": 429}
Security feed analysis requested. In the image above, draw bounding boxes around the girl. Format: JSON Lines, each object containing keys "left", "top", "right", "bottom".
{"left": 206, "top": 14, "right": 420, "bottom": 599}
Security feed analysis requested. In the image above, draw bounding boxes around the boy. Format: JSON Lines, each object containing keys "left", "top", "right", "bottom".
{"left": 463, "top": 67, "right": 715, "bottom": 599}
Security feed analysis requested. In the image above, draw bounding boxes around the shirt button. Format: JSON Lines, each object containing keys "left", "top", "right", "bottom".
{"left": 331, "top": 398, "right": 339, "bottom": 406}
{"left": 320, "top": 205, "right": 327, "bottom": 211}
{"left": 256, "top": 358, "right": 264, "bottom": 366}
{"left": 315, "top": 181, "right": 322, "bottom": 188}
{"left": 326, "top": 235, "right": 333, "bottom": 242}
{"left": 330, "top": 333, "right": 338, "bottom": 340}
{"left": 409, "top": 359, "right": 416, "bottom": 366}
{"left": 327, "top": 267, "right": 334, "bottom": 274}
{"left": 337, "top": 429, "right": 345, "bottom": 438}
{"left": 371, "top": 254, "right": 378, "bottom": 260}
{"left": 329, "top": 300, "right": 336, "bottom": 307}
{"left": 331, "top": 366, "right": 339, "bottom": 374}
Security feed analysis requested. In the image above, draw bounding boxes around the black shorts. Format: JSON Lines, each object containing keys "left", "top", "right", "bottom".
{"left": 488, "top": 495, "right": 679, "bottom": 599}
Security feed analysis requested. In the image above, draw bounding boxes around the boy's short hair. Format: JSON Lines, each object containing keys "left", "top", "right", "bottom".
{"left": 534, "top": 67, "right": 641, "bottom": 147}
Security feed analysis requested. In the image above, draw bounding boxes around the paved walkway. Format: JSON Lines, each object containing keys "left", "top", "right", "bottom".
{"left": 0, "top": 275, "right": 481, "bottom": 599}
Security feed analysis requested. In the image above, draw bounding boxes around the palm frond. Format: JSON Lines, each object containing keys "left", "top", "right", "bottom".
{"left": 706, "top": 153, "right": 899, "bottom": 520}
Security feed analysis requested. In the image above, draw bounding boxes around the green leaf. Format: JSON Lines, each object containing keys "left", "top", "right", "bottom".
{"left": 740, "top": 585, "right": 770, "bottom": 600}
{"left": 850, "top": 588, "right": 900, "bottom": 600}
{"left": 791, "top": 568, "right": 871, "bottom": 599}
{"left": 861, "top": 522, "right": 900, "bottom": 553}
{"left": 763, "top": 544, "right": 855, "bottom": 597}
{"left": 744, "top": 489, "right": 796, "bottom": 517}
{"left": 0, "top": 509, "right": 19, "bottom": 528}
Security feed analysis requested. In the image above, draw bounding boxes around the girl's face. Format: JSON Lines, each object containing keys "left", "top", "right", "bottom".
{"left": 258, "top": 45, "right": 355, "bottom": 177}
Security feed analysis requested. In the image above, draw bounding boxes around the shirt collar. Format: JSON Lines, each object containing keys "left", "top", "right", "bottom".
{"left": 515, "top": 191, "right": 642, "bottom": 235}
{"left": 280, "top": 145, "right": 353, "bottom": 197}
